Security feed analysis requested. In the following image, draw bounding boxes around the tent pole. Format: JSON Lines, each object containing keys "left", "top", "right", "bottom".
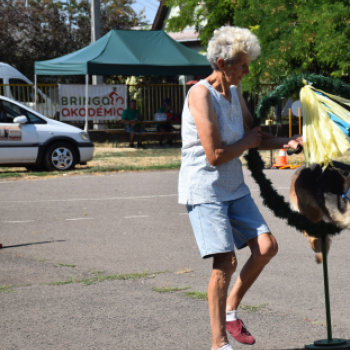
{"left": 84, "top": 75, "right": 89, "bottom": 132}
{"left": 34, "top": 75, "right": 37, "bottom": 111}
{"left": 183, "top": 82, "right": 186, "bottom": 104}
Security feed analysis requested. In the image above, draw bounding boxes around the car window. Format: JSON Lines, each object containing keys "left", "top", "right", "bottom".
{"left": 9, "top": 78, "right": 34, "bottom": 103}
{"left": 0, "top": 100, "right": 22, "bottom": 123}
{"left": 25, "top": 110, "right": 47, "bottom": 124}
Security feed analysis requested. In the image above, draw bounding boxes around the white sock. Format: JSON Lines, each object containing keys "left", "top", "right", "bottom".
{"left": 212, "top": 344, "right": 234, "bottom": 350}
{"left": 226, "top": 309, "right": 238, "bottom": 322}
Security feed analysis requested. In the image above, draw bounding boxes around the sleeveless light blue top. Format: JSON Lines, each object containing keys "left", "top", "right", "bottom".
{"left": 178, "top": 79, "right": 250, "bottom": 205}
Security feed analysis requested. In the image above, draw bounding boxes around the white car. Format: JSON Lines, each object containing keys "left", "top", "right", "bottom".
{"left": 0, "top": 95, "right": 94, "bottom": 171}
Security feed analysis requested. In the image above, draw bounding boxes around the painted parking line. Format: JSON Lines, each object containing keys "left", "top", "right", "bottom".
{"left": 66, "top": 218, "right": 93, "bottom": 221}
{"left": 0, "top": 188, "right": 292, "bottom": 205}
{"left": 3, "top": 220, "right": 35, "bottom": 223}
{"left": 1, "top": 194, "right": 178, "bottom": 204}
{"left": 124, "top": 215, "right": 149, "bottom": 219}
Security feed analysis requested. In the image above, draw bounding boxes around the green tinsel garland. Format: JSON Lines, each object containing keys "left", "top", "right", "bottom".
{"left": 244, "top": 74, "right": 346, "bottom": 238}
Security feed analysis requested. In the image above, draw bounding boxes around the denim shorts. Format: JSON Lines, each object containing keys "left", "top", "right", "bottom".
{"left": 186, "top": 194, "right": 270, "bottom": 259}
{"left": 125, "top": 125, "right": 145, "bottom": 134}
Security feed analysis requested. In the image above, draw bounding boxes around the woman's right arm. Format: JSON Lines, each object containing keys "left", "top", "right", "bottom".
{"left": 189, "top": 85, "right": 262, "bottom": 167}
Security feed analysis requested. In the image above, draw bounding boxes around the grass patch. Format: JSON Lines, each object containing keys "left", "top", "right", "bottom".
{"left": 0, "top": 146, "right": 182, "bottom": 180}
{"left": 47, "top": 277, "right": 76, "bottom": 286}
{"left": 53, "top": 264, "right": 77, "bottom": 268}
{"left": 152, "top": 286, "right": 191, "bottom": 293}
{"left": 0, "top": 145, "right": 321, "bottom": 181}
{"left": 80, "top": 272, "right": 155, "bottom": 286}
{"left": 175, "top": 267, "right": 193, "bottom": 274}
{"left": 183, "top": 291, "right": 269, "bottom": 311}
{"left": 0, "top": 285, "right": 16, "bottom": 293}
{"left": 239, "top": 303, "right": 269, "bottom": 312}
{"left": 47, "top": 271, "right": 163, "bottom": 286}
{"left": 93, "top": 148, "right": 181, "bottom": 159}
{"left": 7, "top": 144, "right": 350, "bottom": 181}
{"left": 184, "top": 291, "right": 208, "bottom": 301}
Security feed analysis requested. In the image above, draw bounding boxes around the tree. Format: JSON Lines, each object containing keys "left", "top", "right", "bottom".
{"left": 235, "top": 0, "right": 350, "bottom": 85}
{"left": 165, "top": 0, "right": 350, "bottom": 87}
{"left": 0, "top": 0, "right": 146, "bottom": 82}
{"left": 165, "top": 0, "right": 236, "bottom": 47}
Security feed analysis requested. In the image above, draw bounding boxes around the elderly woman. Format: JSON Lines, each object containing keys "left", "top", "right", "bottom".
{"left": 178, "top": 26, "right": 301, "bottom": 350}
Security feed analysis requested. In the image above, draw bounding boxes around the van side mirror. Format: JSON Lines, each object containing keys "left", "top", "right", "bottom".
{"left": 13, "top": 116, "right": 28, "bottom": 124}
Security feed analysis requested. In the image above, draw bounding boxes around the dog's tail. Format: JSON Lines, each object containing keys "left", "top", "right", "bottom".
{"left": 315, "top": 252, "right": 323, "bottom": 264}
{"left": 313, "top": 236, "right": 332, "bottom": 264}
{"left": 303, "top": 232, "right": 332, "bottom": 264}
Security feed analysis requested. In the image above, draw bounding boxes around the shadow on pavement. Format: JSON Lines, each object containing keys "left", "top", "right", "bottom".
{"left": 0, "top": 240, "right": 66, "bottom": 249}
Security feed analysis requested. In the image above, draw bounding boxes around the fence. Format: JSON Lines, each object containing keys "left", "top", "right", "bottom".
{"left": 127, "top": 84, "right": 191, "bottom": 121}
{"left": 0, "top": 83, "right": 282, "bottom": 125}
{"left": 0, "top": 83, "right": 59, "bottom": 119}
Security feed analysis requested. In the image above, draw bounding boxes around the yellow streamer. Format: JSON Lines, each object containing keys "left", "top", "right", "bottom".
{"left": 300, "top": 82, "right": 350, "bottom": 169}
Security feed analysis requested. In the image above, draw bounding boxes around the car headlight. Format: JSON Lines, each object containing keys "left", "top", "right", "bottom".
{"left": 80, "top": 132, "right": 90, "bottom": 141}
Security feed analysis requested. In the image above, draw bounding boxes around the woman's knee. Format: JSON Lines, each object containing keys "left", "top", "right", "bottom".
{"left": 212, "top": 252, "right": 237, "bottom": 275}
{"left": 250, "top": 233, "right": 278, "bottom": 260}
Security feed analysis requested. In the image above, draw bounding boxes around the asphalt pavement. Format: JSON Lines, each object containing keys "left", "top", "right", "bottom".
{"left": 0, "top": 169, "right": 350, "bottom": 350}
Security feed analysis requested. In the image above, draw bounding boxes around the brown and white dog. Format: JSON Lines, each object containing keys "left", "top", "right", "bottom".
{"left": 289, "top": 161, "right": 350, "bottom": 263}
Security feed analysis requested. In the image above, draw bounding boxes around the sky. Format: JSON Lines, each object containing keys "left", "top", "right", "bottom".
{"left": 131, "top": 0, "right": 160, "bottom": 24}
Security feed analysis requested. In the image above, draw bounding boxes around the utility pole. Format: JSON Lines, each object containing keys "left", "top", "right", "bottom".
{"left": 91, "top": 0, "right": 103, "bottom": 85}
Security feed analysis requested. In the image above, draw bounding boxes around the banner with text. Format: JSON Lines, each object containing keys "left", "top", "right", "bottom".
{"left": 59, "top": 84, "right": 126, "bottom": 121}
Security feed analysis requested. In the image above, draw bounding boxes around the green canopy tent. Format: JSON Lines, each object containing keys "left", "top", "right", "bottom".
{"left": 34, "top": 30, "right": 212, "bottom": 130}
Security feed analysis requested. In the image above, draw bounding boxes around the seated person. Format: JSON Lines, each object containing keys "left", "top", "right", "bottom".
{"left": 156, "top": 98, "right": 178, "bottom": 146}
{"left": 121, "top": 99, "right": 145, "bottom": 148}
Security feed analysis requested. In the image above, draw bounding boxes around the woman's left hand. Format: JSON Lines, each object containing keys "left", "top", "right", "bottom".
{"left": 284, "top": 135, "right": 303, "bottom": 149}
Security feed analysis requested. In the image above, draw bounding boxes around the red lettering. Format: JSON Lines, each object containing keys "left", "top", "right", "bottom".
{"left": 97, "top": 105, "right": 103, "bottom": 117}
{"left": 117, "top": 108, "right": 124, "bottom": 117}
{"left": 116, "top": 96, "right": 124, "bottom": 104}
{"left": 71, "top": 108, "right": 78, "bottom": 117}
{"left": 62, "top": 108, "right": 70, "bottom": 117}
{"left": 88, "top": 108, "right": 96, "bottom": 117}
{"left": 104, "top": 108, "right": 113, "bottom": 117}
{"left": 79, "top": 108, "right": 85, "bottom": 117}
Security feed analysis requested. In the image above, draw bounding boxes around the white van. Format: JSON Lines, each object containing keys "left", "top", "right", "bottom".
{"left": 0, "top": 63, "right": 56, "bottom": 118}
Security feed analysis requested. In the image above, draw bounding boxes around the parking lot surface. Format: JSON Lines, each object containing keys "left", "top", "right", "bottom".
{"left": 0, "top": 169, "right": 350, "bottom": 349}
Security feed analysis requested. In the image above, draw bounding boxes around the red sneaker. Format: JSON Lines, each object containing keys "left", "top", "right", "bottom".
{"left": 226, "top": 319, "right": 255, "bottom": 345}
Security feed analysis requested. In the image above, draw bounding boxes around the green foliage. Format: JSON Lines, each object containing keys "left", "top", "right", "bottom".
{"left": 165, "top": 0, "right": 236, "bottom": 47}
{"left": 165, "top": 0, "right": 350, "bottom": 87}
{"left": 235, "top": 0, "right": 350, "bottom": 85}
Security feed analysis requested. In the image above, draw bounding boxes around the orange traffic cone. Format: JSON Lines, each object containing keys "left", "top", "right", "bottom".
{"left": 272, "top": 149, "right": 290, "bottom": 169}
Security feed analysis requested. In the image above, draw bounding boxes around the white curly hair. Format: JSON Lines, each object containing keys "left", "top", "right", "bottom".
{"left": 207, "top": 26, "right": 261, "bottom": 70}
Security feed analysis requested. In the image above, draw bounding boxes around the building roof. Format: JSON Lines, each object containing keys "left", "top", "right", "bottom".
{"left": 152, "top": 0, "right": 168, "bottom": 31}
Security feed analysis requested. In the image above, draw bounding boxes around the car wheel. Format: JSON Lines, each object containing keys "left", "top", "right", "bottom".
{"left": 44, "top": 142, "right": 77, "bottom": 171}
